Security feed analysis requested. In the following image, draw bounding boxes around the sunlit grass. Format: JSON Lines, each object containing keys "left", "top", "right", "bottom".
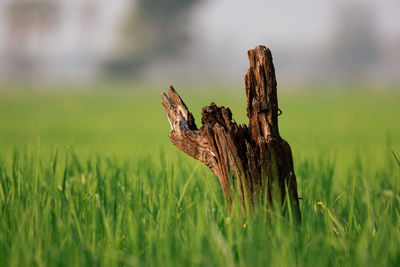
{"left": 0, "top": 85, "right": 399, "bottom": 266}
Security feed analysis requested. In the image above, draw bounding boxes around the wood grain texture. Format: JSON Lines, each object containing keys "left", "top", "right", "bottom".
{"left": 162, "top": 46, "right": 301, "bottom": 221}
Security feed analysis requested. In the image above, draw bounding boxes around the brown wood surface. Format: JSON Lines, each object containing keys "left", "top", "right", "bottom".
{"left": 161, "top": 45, "right": 301, "bottom": 221}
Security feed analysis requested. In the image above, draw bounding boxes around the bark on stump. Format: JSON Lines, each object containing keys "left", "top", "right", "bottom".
{"left": 161, "top": 45, "right": 301, "bottom": 221}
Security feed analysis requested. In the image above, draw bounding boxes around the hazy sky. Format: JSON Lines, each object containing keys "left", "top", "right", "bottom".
{"left": 0, "top": 0, "right": 399, "bottom": 83}
{"left": 146, "top": 0, "right": 400, "bottom": 83}
{"left": 194, "top": 0, "right": 400, "bottom": 46}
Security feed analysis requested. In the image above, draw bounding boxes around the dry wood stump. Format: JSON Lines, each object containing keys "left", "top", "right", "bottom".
{"left": 161, "top": 45, "right": 301, "bottom": 221}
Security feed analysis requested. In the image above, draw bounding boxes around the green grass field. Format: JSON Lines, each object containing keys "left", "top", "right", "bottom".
{"left": 0, "top": 84, "right": 399, "bottom": 266}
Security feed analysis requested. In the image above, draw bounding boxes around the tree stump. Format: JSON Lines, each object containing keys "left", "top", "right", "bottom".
{"left": 161, "top": 45, "right": 301, "bottom": 221}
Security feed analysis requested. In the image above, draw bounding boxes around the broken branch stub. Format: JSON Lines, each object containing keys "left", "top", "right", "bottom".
{"left": 161, "top": 45, "right": 301, "bottom": 221}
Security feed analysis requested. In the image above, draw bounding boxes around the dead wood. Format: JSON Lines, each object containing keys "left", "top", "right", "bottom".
{"left": 161, "top": 45, "right": 301, "bottom": 221}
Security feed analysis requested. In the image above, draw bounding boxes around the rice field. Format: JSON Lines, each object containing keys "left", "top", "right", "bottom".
{"left": 0, "top": 84, "right": 399, "bottom": 266}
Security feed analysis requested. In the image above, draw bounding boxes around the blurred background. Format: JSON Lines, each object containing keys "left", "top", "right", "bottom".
{"left": 0, "top": 0, "right": 399, "bottom": 86}
{"left": 0, "top": 0, "right": 399, "bottom": 159}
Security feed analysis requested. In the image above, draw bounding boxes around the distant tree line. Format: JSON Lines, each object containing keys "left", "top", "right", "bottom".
{"left": 103, "top": 0, "right": 202, "bottom": 78}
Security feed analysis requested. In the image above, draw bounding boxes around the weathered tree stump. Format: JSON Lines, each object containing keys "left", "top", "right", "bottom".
{"left": 161, "top": 45, "right": 301, "bottom": 221}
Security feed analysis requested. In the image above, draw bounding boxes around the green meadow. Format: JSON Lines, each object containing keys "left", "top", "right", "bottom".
{"left": 0, "top": 84, "right": 399, "bottom": 266}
